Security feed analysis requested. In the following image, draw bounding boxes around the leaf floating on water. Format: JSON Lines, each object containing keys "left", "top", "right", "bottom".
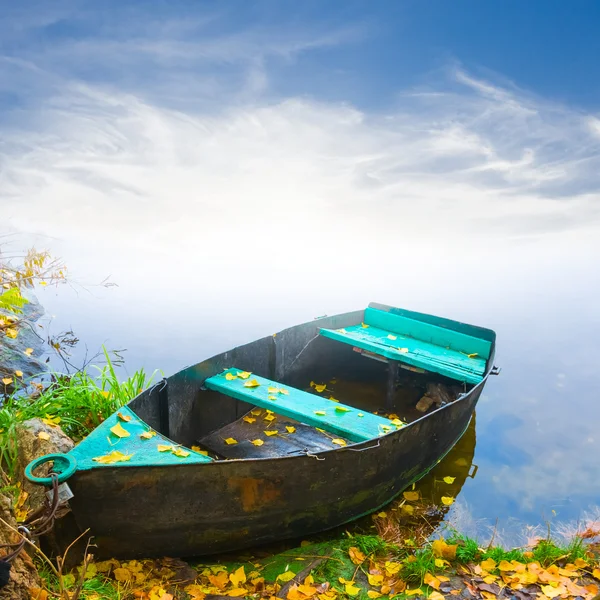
{"left": 243, "top": 416, "right": 256, "bottom": 424}
{"left": 229, "top": 565, "right": 246, "bottom": 587}
{"left": 117, "top": 411, "right": 131, "bottom": 422}
{"left": 251, "top": 439, "right": 264, "bottom": 446}
{"left": 237, "top": 371, "right": 251, "bottom": 379}
{"left": 93, "top": 450, "right": 133, "bottom": 464}
{"left": 2, "top": 377, "right": 13, "bottom": 385}
{"left": 264, "top": 430, "right": 278, "bottom": 436}
{"left": 225, "top": 372, "right": 237, "bottom": 381}
{"left": 15, "top": 370, "right": 23, "bottom": 377}
{"left": 335, "top": 406, "right": 351, "bottom": 412}
{"left": 286, "top": 426, "right": 296, "bottom": 433}
{"left": 443, "top": 476, "right": 456, "bottom": 484}
{"left": 441, "top": 496, "right": 454, "bottom": 506}
{"left": 157, "top": 444, "right": 173, "bottom": 452}
{"left": 37, "top": 431, "right": 50, "bottom": 441}
{"left": 24, "top": 347, "right": 34, "bottom": 357}
{"left": 224, "top": 438, "right": 238, "bottom": 445}
{"left": 314, "top": 410, "right": 326, "bottom": 416}
{"left": 110, "top": 423, "right": 130, "bottom": 438}
{"left": 387, "top": 334, "right": 397, "bottom": 340}
{"left": 140, "top": 431, "right": 156, "bottom": 439}
{"left": 403, "top": 491, "right": 420, "bottom": 501}
{"left": 332, "top": 438, "right": 347, "bottom": 446}
{"left": 244, "top": 379, "right": 260, "bottom": 388}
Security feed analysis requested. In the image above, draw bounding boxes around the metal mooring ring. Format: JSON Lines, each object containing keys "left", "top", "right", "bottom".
{"left": 24, "top": 453, "right": 77, "bottom": 486}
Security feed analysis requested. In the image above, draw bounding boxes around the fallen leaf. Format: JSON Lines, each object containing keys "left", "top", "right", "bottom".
{"left": 37, "top": 431, "right": 50, "bottom": 441}
{"left": 424, "top": 573, "right": 441, "bottom": 590}
{"left": 208, "top": 571, "right": 229, "bottom": 590}
{"left": 335, "top": 406, "right": 351, "bottom": 412}
{"left": 29, "top": 587, "right": 48, "bottom": 600}
{"left": 140, "top": 431, "right": 157, "bottom": 439}
{"left": 244, "top": 379, "right": 260, "bottom": 388}
{"left": 251, "top": 439, "right": 264, "bottom": 446}
{"left": 117, "top": 411, "right": 131, "bottom": 423}
{"left": 251, "top": 409, "right": 262, "bottom": 416}
{"left": 314, "top": 384, "right": 326, "bottom": 393}
{"left": 286, "top": 426, "right": 296, "bottom": 433}
{"left": 367, "top": 592, "right": 382, "bottom": 599}
{"left": 15, "top": 370, "right": 23, "bottom": 378}
{"left": 541, "top": 584, "right": 566, "bottom": 598}
{"left": 399, "top": 348, "right": 409, "bottom": 353}
{"left": 345, "top": 583, "right": 361, "bottom": 596}
{"left": 431, "top": 539, "right": 457, "bottom": 560}
{"left": 277, "top": 570, "right": 296, "bottom": 583}
{"left": 157, "top": 444, "right": 174, "bottom": 452}
{"left": 41, "top": 415, "right": 61, "bottom": 427}
{"left": 237, "top": 371, "right": 251, "bottom": 379}
{"left": 429, "top": 592, "right": 445, "bottom": 600}
{"left": 357, "top": 413, "right": 364, "bottom": 417}
{"left": 314, "top": 410, "right": 326, "bottom": 416}
{"left": 405, "top": 588, "right": 422, "bottom": 596}
{"left": 185, "top": 584, "right": 206, "bottom": 600}
{"left": 225, "top": 372, "right": 237, "bottom": 381}
{"left": 467, "top": 353, "right": 479, "bottom": 358}
{"left": 387, "top": 334, "right": 397, "bottom": 340}
{"left": 264, "top": 414, "right": 276, "bottom": 422}
{"left": 279, "top": 388, "right": 289, "bottom": 395}
{"left": 361, "top": 323, "right": 369, "bottom": 328}
{"left": 224, "top": 438, "right": 238, "bottom": 445}
{"left": 110, "top": 423, "right": 130, "bottom": 438}
{"left": 434, "top": 558, "right": 448, "bottom": 568}
{"left": 497, "top": 560, "right": 513, "bottom": 572}
{"left": 2, "top": 377, "right": 13, "bottom": 385}
{"left": 332, "top": 439, "right": 347, "bottom": 446}
{"left": 348, "top": 547, "right": 366, "bottom": 565}
{"left": 401, "top": 504, "right": 415, "bottom": 514}
{"left": 367, "top": 573, "right": 383, "bottom": 586}
{"left": 229, "top": 566, "right": 246, "bottom": 587}
{"left": 192, "top": 447, "right": 208, "bottom": 455}
{"left": 113, "top": 567, "right": 133, "bottom": 582}
{"left": 172, "top": 447, "right": 190, "bottom": 458}
{"left": 264, "top": 430, "right": 278, "bottom": 436}
{"left": 24, "top": 347, "right": 34, "bottom": 356}
{"left": 480, "top": 558, "right": 496, "bottom": 571}
{"left": 376, "top": 512, "right": 387, "bottom": 518}
{"left": 443, "top": 476, "right": 456, "bottom": 484}
{"left": 384, "top": 561, "right": 401, "bottom": 576}
{"left": 441, "top": 496, "right": 454, "bottom": 506}
{"left": 268, "top": 395, "right": 278, "bottom": 400}
{"left": 243, "top": 416, "right": 256, "bottom": 424}
{"left": 403, "top": 491, "right": 419, "bottom": 501}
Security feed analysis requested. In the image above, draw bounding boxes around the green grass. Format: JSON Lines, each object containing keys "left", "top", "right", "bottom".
{"left": 0, "top": 348, "right": 158, "bottom": 486}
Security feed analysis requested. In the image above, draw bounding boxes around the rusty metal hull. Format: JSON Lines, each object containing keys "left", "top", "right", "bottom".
{"left": 59, "top": 307, "right": 496, "bottom": 558}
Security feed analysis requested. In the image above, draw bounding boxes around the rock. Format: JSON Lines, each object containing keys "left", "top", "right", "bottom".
{"left": 15, "top": 419, "right": 75, "bottom": 514}
{"left": 415, "top": 395, "right": 435, "bottom": 413}
{"left": 0, "top": 493, "right": 41, "bottom": 599}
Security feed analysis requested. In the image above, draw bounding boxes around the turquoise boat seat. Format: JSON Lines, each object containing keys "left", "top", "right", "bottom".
{"left": 204, "top": 368, "right": 401, "bottom": 442}
{"left": 319, "top": 307, "right": 489, "bottom": 385}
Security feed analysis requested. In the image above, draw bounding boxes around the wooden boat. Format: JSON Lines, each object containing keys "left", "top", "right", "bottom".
{"left": 25, "top": 303, "right": 498, "bottom": 559}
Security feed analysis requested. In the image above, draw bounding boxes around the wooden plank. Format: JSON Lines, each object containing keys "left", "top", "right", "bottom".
{"left": 204, "top": 369, "right": 400, "bottom": 442}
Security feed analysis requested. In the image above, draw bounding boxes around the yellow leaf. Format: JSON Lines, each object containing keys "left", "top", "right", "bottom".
{"left": 41, "top": 415, "right": 61, "bottom": 427}
{"left": 314, "top": 410, "right": 326, "bottom": 416}
{"left": 140, "top": 431, "right": 157, "bottom": 439}
{"left": 264, "top": 414, "right": 276, "bottom": 422}
{"left": 361, "top": 323, "right": 369, "bottom": 328}
{"left": 100, "top": 390, "right": 110, "bottom": 398}
{"left": 480, "top": 558, "right": 496, "bottom": 571}
{"left": 208, "top": 571, "right": 229, "bottom": 590}
{"left": 172, "top": 447, "right": 190, "bottom": 458}
{"left": 277, "top": 570, "right": 296, "bottom": 583}
{"left": 573, "top": 558, "right": 587, "bottom": 568}
{"left": 113, "top": 567, "right": 133, "bottom": 581}
{"left": 367, "top": 592, "right": 382, "bottom": 599}
{"left": 467, "top": 353, "right": 479, "bottom": 359}
{"left": 224, "top": 438, "right": 238, "bottom": 445}
{"left": 298, "top": 584, "right": 317, "bottom": 596}
{"left": 593, "top": 568, "right": 600, "bottom": 579}
{"left": 264, "top": 430, "right": 278, "bottom": 436}
{"left": 357, "top": 413, "right": 364, "bottom": 417}
{"left": 227, "top": 588, "right": 247, "bottom": 597}
{"left": 497, "top": 560, "right": 513, "bottom": 572}
{"left": 405, "top": 588, "right": 423, "bottom": 596}
{"left": 314, "top": 384, "right": 326, "bottom": 393}
{"left": 335, "top": 406, "right": 351, "bottom": 412}
{"left": 192, "top": 447, "right": 208, "bottom": 455}
{"left": 429, "top": 592, "right": 445, "bottom": 600}
{"left": 157, "top": 444, "right": 174, "bottom": 452}
{"left": 251, "top": 439, "right": 264, "bottom": 446}
{"left": 244, "top": 379, "right": 260, "bottom": 388}
{"left": 243, "top": 416, "right": 256, "bottom": 424}
{"left": 229, "top": 566, "right": 246, "bottom": 587}
{"left": 237, "top": 371, "right": 251, "bottom": 379}
{"left": 286, "top": 426, "right": 296, "bottom": 433}
{"left": 384, "top": 561, "right": 401, "bottom": 576}
{"left": 5, "top": 328, "right": 18, "bottom": 339}
{"left": 24, "top": 348, "right": 33, "bottom": 356}
{"left": 345, "top": 583, "right": 361, "bottom": 596}
{"left": 348, "top": 546, "right": 366, "bottom": 565}
{"left": 15, "top": 370, "right": 23, "bottom": 378}
{"left": 38, "top": 431, "right": 50, "bottom": 441}
{"left": 376, "top": 512, "right": 387, "bottom": 518}
{"left": 251, "top": 409, "right": 262, "bottom": 416}
{"left": 399, "top": 348, "right": 409, "bottom": 353}
{"left": 403, "top": 491, "right": 419, "bottom": 501}
{"left": 93, "top": 450, "right": 133, "bottom": 464}
{"left": 279, "top": 388, "right": 289, "bottom": 395}
{"left": 443, "top": 476, "right": 456, "bottom": 484}
{"left": 387, "top": 334, "right": 397, "bottom": 340}
{"left": 402, "top": 504, "right": 415, "bottom": 514}
{"left": 268, "top": 395, "right": 277, "bottom": 400}
{"left": 390, "top": 419, "right": 404, "bottom": 426}
{"left": 332, "top": 439, "right": 347, "bottom": 446}
{"left": 424, "top": 573, "right": 440, "bottom": 590}
{"left": 441, "top": 496, "right": 454, "bottom": 506}
{"left": 117, "top": 411, "right": 132, "bottom": 422}
{"left": 268, "top": 386, "right": 279, "bottom": 393}
{"left": 367, "top": 573, "right": 383, "bottom": 586}
{"left": 431, "top": 539, "right": 457, "bottom": 560}
{"left": 225, "top": 372, "right": 237, "bottom": 380}
{"left": 2, "top": 377, "right": 13, "bottom": 385}
{"left": 541, "top": 585, "right": 565, "bottom": 598}
{"left": 110, "top": 423, "right": 130, "bottom": 438}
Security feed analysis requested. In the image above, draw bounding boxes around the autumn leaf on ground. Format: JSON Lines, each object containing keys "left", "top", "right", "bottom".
{"left": 140, "top": 431, "right": 157, "bottom": 439}
{"left": 251, "top": 439, "right": 264, "bottom": 446}
{"left": 229, "top": 566, "right": 246, "bottom": 586}
{"left": 185, "top": 584, "right": 206, "bottom": 600}
{"left": 403, "top": 491, "right": 419, "bottom": 501}
{"left": 348, "top": 546, "right": 366, "bottom": 565}
{"left": 37, "top": 431, "right": 50, "bottom": 441}
{"left": 208, "top": 571, "right": 229, "bottom": 590}
{"left": 441, "top": 496, "right": 454, "bottom": 506}
{"left": 172, "top": 447, "right": 190, "bottom": 458}
{"left": 443, "top": 476, "right": 456, "bottom": 484}
{"left": 113, "top": 567, "right": 133, "bottom": 581}
{"left": 424, "top": 573, "right": 441, "bottom": 590}
{"left": 251, "top": 409, "right": 261, "bottom": 416}
{"left": 429, "top": 592, "right": 445, "bottom": 600}
{"left": 401, "top": 504, "right": 414, "bottom": 514}
{"left": 384, "top": 561, "right": 401, "bottom": 576}
{"left": 480, "top": 558, "right": 496, "bottom": 571}
{"left": 157, "top": 444, "right": 174, "bottom": 452}
{"left": 345, "top": 583, "right": 361, "bottom": 596}
{"left": 277, "top": 570, "right": 296, "bottom": 583}
{"left": 367, "top": 592, "right": 382, "bottom": 599}
{"left": 224, "top": 438, "right": 238, "bottom": 445}
{"left": 332, "top": 439, "right": 347, "bottom": 446}
{"left": 264, "top": 414, "right": 276, "bottom": 422}
{"left": 431, "top": 539, "right": 457, "bottom": 560}
{"left": 42, "top": 415, "right": 61, "bottom": 427}
{"left": 237, "top": 371, "right": 251, "bottom": 379}
{"left": 244, "top": 379, "right": 260, "bottom": 388}
{"left": 92, "top": 451, "right": 133, "bottom": 464}
{"left": 376, "top": 512, "right": 387, "bottom": 518}
{"left": 117, "top": 411, "right": 132, "bottom": 422}
{"left": 367, "top": 573, "right": 383, "bottom": 586}
{"left": 110, "top": 423, "right": 130, "bottom": 438}
{"left": 405, "top": 589, "right": 423, "bottom": 596}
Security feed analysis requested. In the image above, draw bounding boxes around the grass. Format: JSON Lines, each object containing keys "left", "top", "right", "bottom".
{"left": 0, "top": 348, "right": 158, "bottom": 487}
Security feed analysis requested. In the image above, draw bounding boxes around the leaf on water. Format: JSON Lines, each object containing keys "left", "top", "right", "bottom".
{"left": 110, "top": 423, "right": 130, "bottom": 438}
{"left": 443, "top": 476, "right": 456, "bottom": 484}
{"left": 140, "top": 431, "right": 156, "bottom": 439}
{"left": 277, "top": 570, "right": 296, "bottom": 583}
{"left": 264, "top": 414, "right": 276, "bottom": 422}
{"left": 37, "top": 431, "right": 50, "bottom": 441}
{"left": 229, "top": 566, "right": 246, "bottom": 587}
{"left": 224, "top": 438, "right": 238, "bottom": 445}
{"left": 158, "top": 444, "right": 174, "bottom": 452}
{"left": 24, "top": 347, "right": 34, "bottom": 356}
{"left": 15, "top": 370, "right": 23, "bottom": 377}
{"left": 172, "top": 447, "right": 190, "bottom": 458}
{"left": 2, "top": 377, "right": 13, "bottom": 385}
{"left": 5, "top": 328, "right": 18, "bottom": 339}
{"left": 117, "top": 411, "right": 132, "bottom": 422}
{"left": 244, "top": 379, "right": 260, "bottom": 388}
{"left": 225, "top": 372, "right": 237, "bottom": 381}
{"left": 335, "top": 406, "right": 351, "bottom": 412}
{"left": 403, "top": 491, "right": 419, "bottom": 501}
{"left": 314, "top": 383, "right": 326, "bottom": 393}
{"left": 237, "top": 371, "right": 252, "bottom": 379}
{"left": 332, "top": 439, "right": 347, "bottom": 446}
{"left": 251, "top": 439, "right": 264, "bottom": 446}
{"left": 314, "top": 410, "right": 326, "bottom": 416}
{"left": 93, "top": 450, "right": 133, "bottom": 464}
{"left": 387, "top": 334, "right": 397, "bottom": 340}
{"left": 264, "top": 430, "right": 278, "bottom": 436}
{"left": 348, "top": 546, "right": 366, "bottom": 565}
{"left": 441, "top": 496, "right": 454, "bottom": 506}
{"left": 286, "top": 426, "right": 296, "bottom": 433}
{"left": 345, "top": 583, "right": 361, "bottom": 596}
